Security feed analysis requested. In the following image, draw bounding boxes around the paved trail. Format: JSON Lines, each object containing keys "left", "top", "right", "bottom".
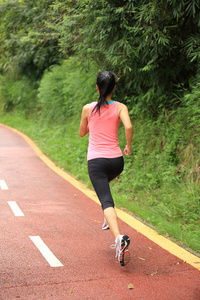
{"left": 0, "top": 124, "right": 199, "bottom": 300}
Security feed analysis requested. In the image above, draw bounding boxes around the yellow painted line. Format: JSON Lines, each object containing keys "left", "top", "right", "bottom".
{"left": 1, "top": 123, "right": 200, "bottom": 270}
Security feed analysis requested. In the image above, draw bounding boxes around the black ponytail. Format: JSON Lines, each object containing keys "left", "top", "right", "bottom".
{"left": 93, "top": 71, "right": 117, "bottom": 114}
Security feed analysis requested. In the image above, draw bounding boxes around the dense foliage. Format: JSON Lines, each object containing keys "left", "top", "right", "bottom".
{"left": 1, "top": 0, "right": 200, "bottom": 114}
{"left": 0, "top": 0, "right": 61, "bottom": 80}
{"left": 45, "top": 0, "right": 200, "bottom": 115}
{"left": 37, "top": 58, "right": 97, "bottom": 123}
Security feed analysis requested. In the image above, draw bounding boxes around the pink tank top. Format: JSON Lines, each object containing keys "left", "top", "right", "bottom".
{"left": 87, "top": 101, "right": 123, "bottom": 160}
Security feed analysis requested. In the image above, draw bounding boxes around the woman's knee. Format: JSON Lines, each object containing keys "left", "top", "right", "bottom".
{"left": 102, "top": 199, "right": 114, "bottom": 210}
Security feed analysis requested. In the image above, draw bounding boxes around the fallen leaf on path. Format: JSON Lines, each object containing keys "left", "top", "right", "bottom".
{"left": 128, "top": 283, "right": 134, "bottom": 289}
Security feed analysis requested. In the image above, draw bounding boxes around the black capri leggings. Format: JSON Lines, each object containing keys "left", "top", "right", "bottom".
{"left": 88, "top": 156, "right": 124, "bottom": 210}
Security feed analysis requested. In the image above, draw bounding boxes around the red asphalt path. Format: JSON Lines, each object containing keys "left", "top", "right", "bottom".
{"left": 0, "top": 124, "right": 199, "bottom": 300}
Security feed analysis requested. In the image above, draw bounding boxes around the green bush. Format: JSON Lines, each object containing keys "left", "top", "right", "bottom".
{"left": 47, "top": 0, "right": 200, "bottom": 116}
{"left": 0, "top": 75, "right": 38, "bottom": 114}
{"left": 37, "top": 58, "right": 98, "bottom": 124}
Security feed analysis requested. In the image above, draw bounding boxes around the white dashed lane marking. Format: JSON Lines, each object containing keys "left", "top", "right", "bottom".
{"left": 29, "top": 236, "right": 64, "bottom": 267}
{"left": 0, "top": 180, "right": 8, "bottom": 190}
{"left": 0, "top": 175, "right": 63, "bottom": 268}
{"left": 7, "top": 201, "right": 24, "bottom": 216}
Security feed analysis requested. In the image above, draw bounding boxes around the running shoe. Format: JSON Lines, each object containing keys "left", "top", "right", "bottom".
{"left": 114, "top": 235, "right": 131, "bottom": 266}
{"left": 102, "top": 217, "right": 109, "bottom": 230}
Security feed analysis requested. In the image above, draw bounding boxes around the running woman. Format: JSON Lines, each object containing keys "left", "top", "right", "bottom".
{"left": 79, "top": 71, "right": 133, "bottom": 266}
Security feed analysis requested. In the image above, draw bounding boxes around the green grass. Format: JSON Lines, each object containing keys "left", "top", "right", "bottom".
{"left": 1, "top": 111, "right": 200, "bottom": 255}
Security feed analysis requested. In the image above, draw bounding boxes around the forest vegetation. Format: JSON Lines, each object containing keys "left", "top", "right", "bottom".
{"left": 0, "top": 0, "right": 200, "bottom": 253}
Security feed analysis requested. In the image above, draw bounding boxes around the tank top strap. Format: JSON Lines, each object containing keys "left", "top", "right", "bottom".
{"left": 89, "top": 102, "right": 97, "bottom": 117}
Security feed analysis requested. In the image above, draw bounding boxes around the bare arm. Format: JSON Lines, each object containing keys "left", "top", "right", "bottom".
{"left": 118, "top": 103, "right": 133, "bottom": 156}
{"left": 79, "top": 104, "right": 90, "bottom": 137}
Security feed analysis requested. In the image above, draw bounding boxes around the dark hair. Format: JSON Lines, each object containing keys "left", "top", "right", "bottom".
{"left": 93, "top": 71, "right": 117, "bottom": 114}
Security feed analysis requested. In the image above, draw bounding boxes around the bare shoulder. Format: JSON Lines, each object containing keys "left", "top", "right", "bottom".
{"left": 118, "top": 102, "right": 127, "bottom": 110}
{"left": 82, "top": 103, "right": 91, "bottom": 117}
{"left": 84, "top": 103, "right": 91, "bottom": 108}
{"left": 118, "top": 102, "right": 128, "bottom": 116}
{"left": 83, "top": 103, "right": 91, "bottom": 110}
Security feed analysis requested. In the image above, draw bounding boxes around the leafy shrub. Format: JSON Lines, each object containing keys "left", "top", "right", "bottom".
{"left": 47, "top": 0, "right": 200, "bottom": 116}
{"left": 0, "top": 0, "right": 61, "bottom": 80}
{"left": 180, "top": 74, "right": 200, "bottom": 128}
{"left": 37, "top": 58, "right": 97, "bottom": 124}
{"left": 0, "top": 75, "right": 38, "bottom": 114}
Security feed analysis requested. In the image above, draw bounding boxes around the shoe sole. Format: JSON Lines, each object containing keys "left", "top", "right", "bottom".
{"left": 119, "top": 235, "right": 131, "bottom": 266}
{"left": 102, "top": 225, "right": 109, "bottom": 230}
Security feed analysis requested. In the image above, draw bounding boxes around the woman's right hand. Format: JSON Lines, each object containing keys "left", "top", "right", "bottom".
{"left": 118, "top": 103, "right": 133, "bottom": 156}
{"left": 124, "top": 145, "right": 132, "bottom": 156}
